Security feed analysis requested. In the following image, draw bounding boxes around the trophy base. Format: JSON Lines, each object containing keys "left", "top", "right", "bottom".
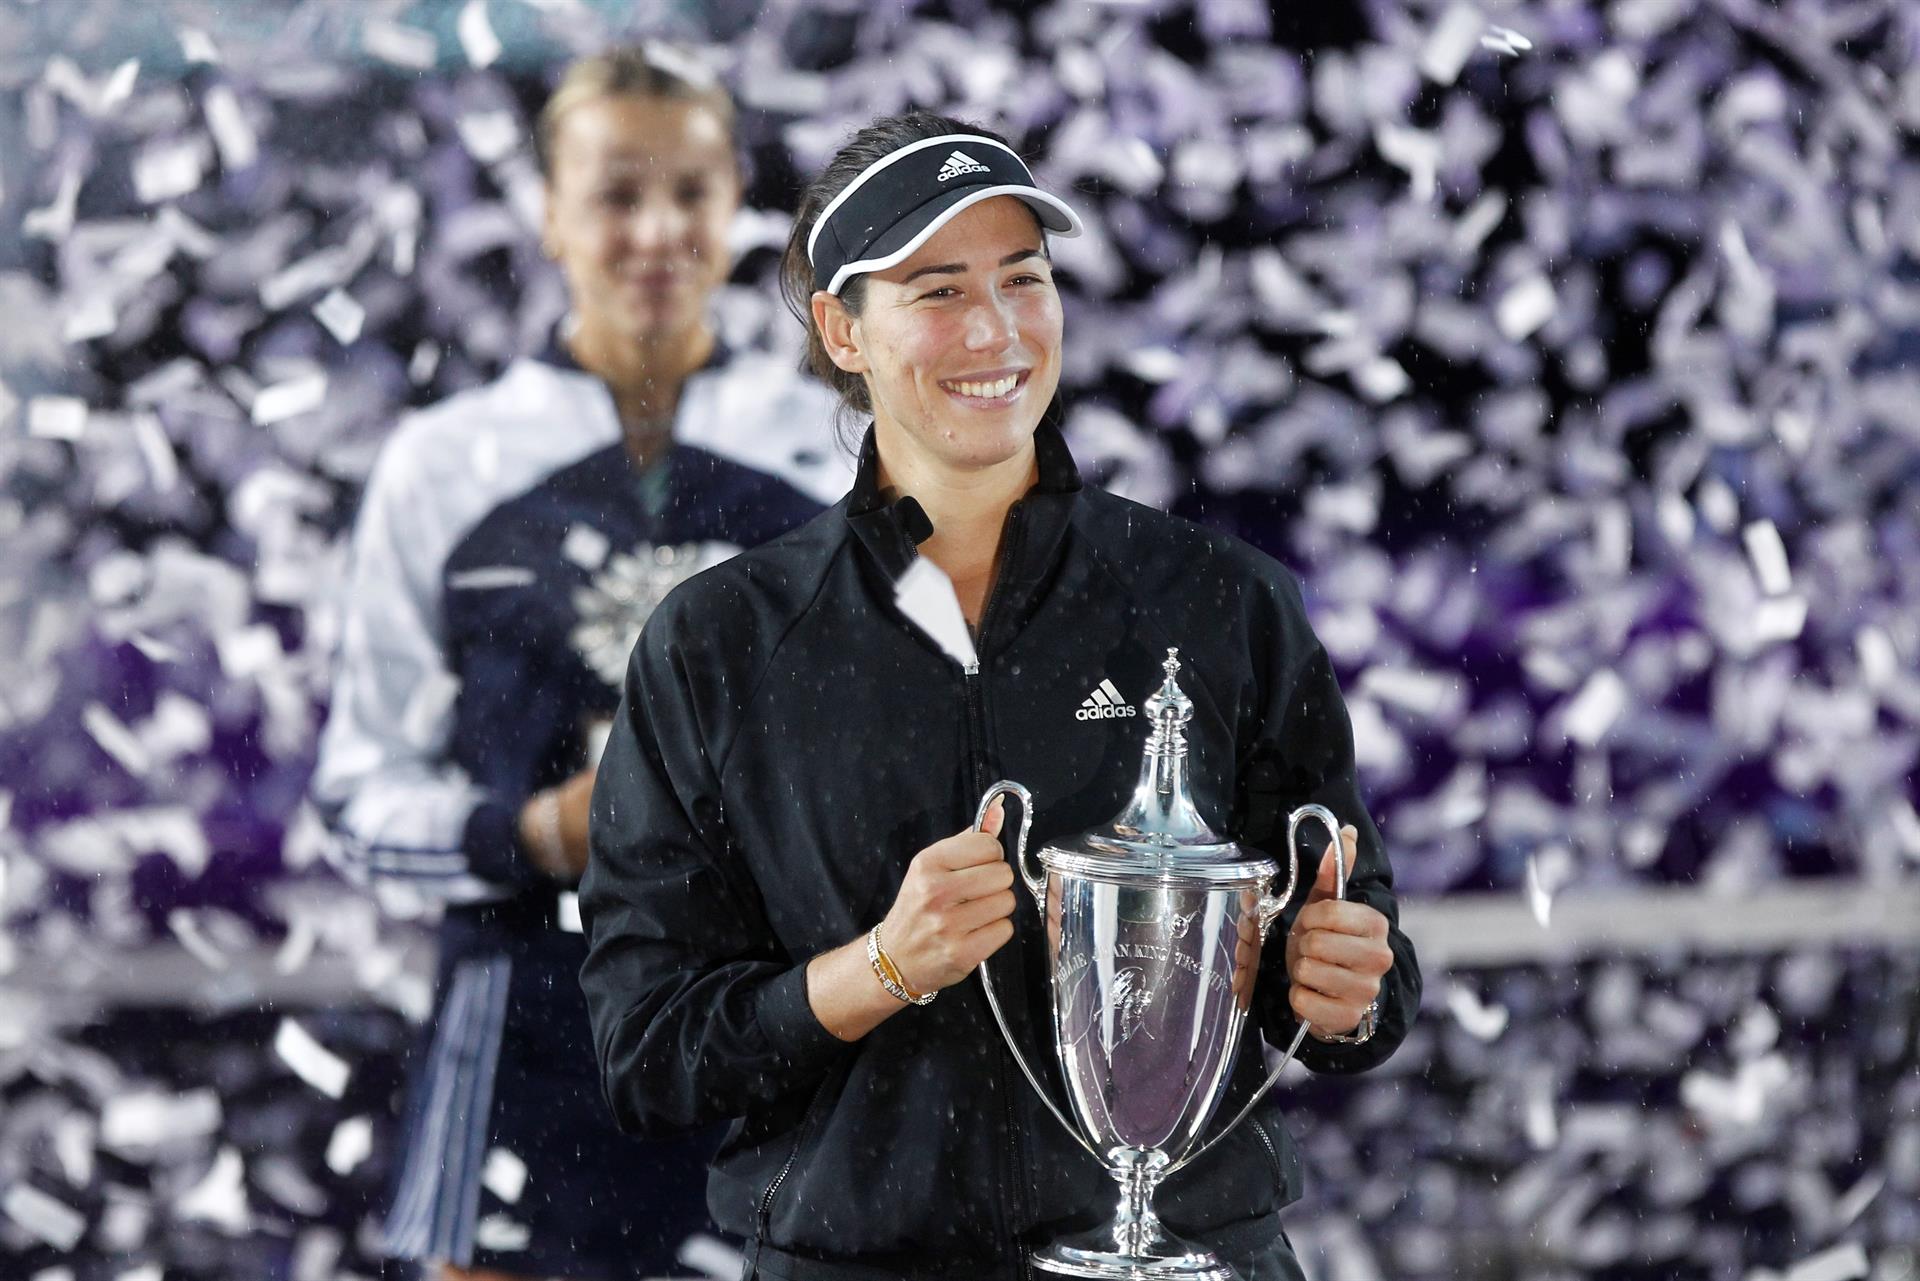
{"left": 1031, "top": 1228, "right": 1236, "bottom": 1280}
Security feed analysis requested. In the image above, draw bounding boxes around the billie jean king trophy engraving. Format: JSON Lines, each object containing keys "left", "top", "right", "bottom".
{"left": 975, "top": 650, "right": 1347, "bottom": 1280}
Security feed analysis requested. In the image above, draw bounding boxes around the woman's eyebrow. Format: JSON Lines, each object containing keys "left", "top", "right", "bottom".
{"left": 901, "top": 247, "right": 1047, "bottom": 284}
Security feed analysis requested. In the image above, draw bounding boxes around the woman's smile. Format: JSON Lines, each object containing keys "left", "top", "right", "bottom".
{"left": 938, "top": 368, "right": 1030, "bottom": 407}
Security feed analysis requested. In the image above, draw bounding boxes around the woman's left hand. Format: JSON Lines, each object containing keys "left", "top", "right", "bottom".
{"left": 1284, "top": 825, "right": 1393, "bottom": 1039}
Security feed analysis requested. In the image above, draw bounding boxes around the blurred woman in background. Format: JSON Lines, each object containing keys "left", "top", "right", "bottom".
{"left": 313, "top": 46, "right": 845, "bottom": 1281}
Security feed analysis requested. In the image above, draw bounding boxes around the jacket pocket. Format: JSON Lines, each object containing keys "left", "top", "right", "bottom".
{"left": 756, "top": 1065, "right": 841, "bottom": 1235}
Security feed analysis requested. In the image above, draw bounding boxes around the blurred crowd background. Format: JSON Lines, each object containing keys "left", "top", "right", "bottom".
{"left": 0, "top": 0, "right": 1915, "bottom": 1278}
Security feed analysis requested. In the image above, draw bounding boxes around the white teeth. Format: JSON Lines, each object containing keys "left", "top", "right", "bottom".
{"left": 948, "top": 374, "right": 1020, "bottom": 400}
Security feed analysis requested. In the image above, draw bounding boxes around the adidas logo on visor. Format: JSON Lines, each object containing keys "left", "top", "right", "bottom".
{"left": 1075, "top": 679, "right": 1137, "bottom": 721}
{"left": 936, "top": 149, "right": 991, "bottom": 182}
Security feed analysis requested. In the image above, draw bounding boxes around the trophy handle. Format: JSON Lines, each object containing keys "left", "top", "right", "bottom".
{"left": 975, "top": 780, "right": 1045, "bottom": 911}
{"left": 971, "top": 781, "right": 1099, "bottom": 1160}
{"left": 1255, "top": 803, "right": 1342, "bottom": 934}
{"left": 1168, "top": 803, "right": 1347, "bottom": 1178}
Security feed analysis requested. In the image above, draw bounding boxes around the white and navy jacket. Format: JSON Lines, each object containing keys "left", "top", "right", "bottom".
{"left": 313, "top": 341, "right": 848, "bottom": 910}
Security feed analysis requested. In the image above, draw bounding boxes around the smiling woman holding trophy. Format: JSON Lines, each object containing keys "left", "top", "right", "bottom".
{"left": 579, "top": 113, "right": 1422, "bottom": 1281}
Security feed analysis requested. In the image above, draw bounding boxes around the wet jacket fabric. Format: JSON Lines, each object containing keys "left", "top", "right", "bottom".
{"left": 579, "top": 422, "right": 1421, "bottom": 1279}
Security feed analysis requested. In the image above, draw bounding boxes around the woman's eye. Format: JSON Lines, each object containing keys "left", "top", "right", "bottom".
{"left": 676, "top": 182, "right": 709, "bottom": 205}
{"left": 920, "top": 286, "right": 957, "bottom": 301}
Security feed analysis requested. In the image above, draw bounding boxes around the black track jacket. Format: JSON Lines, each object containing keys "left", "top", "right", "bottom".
{"left": 580, "top": 424, "right": 1421, "bottom": 1278}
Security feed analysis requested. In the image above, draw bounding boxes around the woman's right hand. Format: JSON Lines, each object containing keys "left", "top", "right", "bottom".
{"left": 877, "top": 800, "right": 1018, "bottom": 994}
{"left": 519, "top": 766, "right": 598, "bottom": 882}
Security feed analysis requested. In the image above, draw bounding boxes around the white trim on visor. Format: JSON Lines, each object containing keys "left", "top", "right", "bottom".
{"left": 806, "top": 133, "right": 1024, "bottom": 265}
{"left": 823, "top": 184, "right": 1083, "bottom": 296}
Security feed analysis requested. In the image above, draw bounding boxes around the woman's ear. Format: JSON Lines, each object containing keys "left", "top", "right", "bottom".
{"left": 812, "top": 291, "right": 868, "bottom": 375}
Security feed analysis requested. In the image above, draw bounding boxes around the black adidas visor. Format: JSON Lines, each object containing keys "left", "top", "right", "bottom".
{"left": 807, "top": 133, "right": 1083, "bottom": 296}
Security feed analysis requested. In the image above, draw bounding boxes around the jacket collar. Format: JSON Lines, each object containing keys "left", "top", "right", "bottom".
{"left": 532, "top": 322, "right": 734, "bottom": 381}
{"left": 844, "top": 418, "right": 1084, "bottom": 647}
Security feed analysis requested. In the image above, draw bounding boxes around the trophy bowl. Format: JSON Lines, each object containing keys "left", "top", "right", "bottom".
{"left": 976, "top": 650, "right": 1344, "bottom": 1281}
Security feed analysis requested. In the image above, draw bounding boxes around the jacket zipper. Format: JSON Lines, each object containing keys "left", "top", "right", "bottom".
{"left": 963, "top": 506, "right": 1033, "bottom": 1278}
{"left": 1250, "top": 1116, "right": 1283, "bottom": 1184}
{"left": 757, "top": 1073, "right": 834, "bottom": 1235}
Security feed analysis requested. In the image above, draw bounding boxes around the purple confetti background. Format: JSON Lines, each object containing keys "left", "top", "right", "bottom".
{"left": 0, "top": 1, "right": 1916, "bottom": 1278}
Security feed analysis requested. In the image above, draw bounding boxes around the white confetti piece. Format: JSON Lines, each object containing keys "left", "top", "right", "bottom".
{"left": 1123, "top": 346, "right": 1184, "bottom": 383}
{"left": 1784, "top": 1243, "right": 1870, "bottom": 1281}
{"left": 1357, "top": 667, "right": 1463, "bottom": 721}
{"left": 101, "top": 1089, "right": 222, "bottom": 1152}
{"left": 177, "top": 1146, "right": 250, "bottom": 1234}
{"left": 557, "top": 890, "right": 583, "bottom": 933}
{"left": 362, "top": 20, "right": 438, "bottom": 70}
{"left": 4, "top": 1184, "right": 86, "bottom": 1251}
{"left": 1749, "top": 595, "right": 1808, "bottom": 647}
{"left": 1480, "top": 25, "right": 1533, "bottom": 55}
{"left": 252, "top": 372, "right": 329, "bottom": 425}
{"left": 274, "top": 1019, "right": 350, "bottom": 1098}
{"left": 168, "top": 909, "right": 232, "bottom": 971}
{"left": 458, "top": 0, "right": 504, "bottom": 70}
{"left": 215, "top": 624, "right": 284, "bottom": 679}
{"left": 131, "top": 412, "right": 178, "bottom": 490}
{"left": 449, "top": 566, "right": 537, "bottom": 590}
{"left": 1525, "top": 844, "right": 1573, "bottom": 928}
{"left": 1742, "top": 520, "right": 1792, "bottom": 595}
{"left": 1496, "top": 273, "right": 1557, "bottom": 341}
{"left": 27, "top": 395, "right": 88, "bottom": 440}
{"left": 291, "top": 1229, "right": 343, "bottom": 1281}
{"left": 1833, "top": 1170, "right": 1884, "bottom": 1227}
{"left": 45, "top": 55, "right": 138, "bottom": 116}
{"left": 457, "top": 109, "right": 520, "bottom": 165}
{"left": 561, "top": 523, "right": 611, "bottom": 571}
{"left": 63, "top": 293, "right": 117, "bottom": 343}
{"left": 1446, "top": 983, "right": 1510, "bottom": 1040}
{"left": 256, "top": 1155, "right": 327, "bottom": 1216}
{"left": 1420, "top": 4, "right": 1485, "bottom": 86}
{"left": 275, "top": 913, "right": 317, "bottom": 974}
{"left": 1560, "top": 670, "right": 1626, "bottom": 747}
{"left": 410, "top": 340, "right": 443, "bottom": 384}
{"left": 24, "top": 168, "right": 81, "bottom": 241}
{"left": 82, "top": 702, "right": 152, "bottom": 777}
{"left": 127, "top": 631, "right": 184, "bottom": 663}
{"left": 1680, "top": 1053, "right": 1790, "bottom": 1129}
{"left": 325, "top": 1116, "right": 373, "bottom": 1176}
{"left": 133, "top": 136, "right": 210, "bottom": 203}
{"left": 1522, "top": 1074, "right": 1558, "bottom": 1150}
{"left": 482, "top": 1147, "right": 528, "bottom": 1204}
{"left": 311, "top": 288, "right": 364, "bottom": 344}
{"left": 52, "top": 1114, "right": 93, "bottom": 1187}
{"left": 679, "top": 1233, "right": 747, "bottom": 1279}
{"left": 179, "top": 26, "right": 219, "bottom": 64}
{"left": 203, "top": 85, "right": 257, "bottom": 171}
{"left": 475, "top": 1214, "right": 530, "bottom": 1252}
{"left": 118, "top": 1265, "right": 162, "bottom": 1281}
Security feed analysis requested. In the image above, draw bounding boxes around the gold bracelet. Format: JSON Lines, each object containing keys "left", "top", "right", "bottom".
{"left": 866, "top": 923, "right": 935, "bottom": 1006}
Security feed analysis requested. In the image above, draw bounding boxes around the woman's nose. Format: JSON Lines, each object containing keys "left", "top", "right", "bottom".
{"left": 963, "top": 291, "right": 1019, "bottom": 349}
{"left": 625, "top": 194, "right": 688, "bottom": 250}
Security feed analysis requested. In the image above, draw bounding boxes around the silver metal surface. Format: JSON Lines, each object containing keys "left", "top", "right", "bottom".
{"left": 976, "top": 649, "right": 1347, "bottom": 1279}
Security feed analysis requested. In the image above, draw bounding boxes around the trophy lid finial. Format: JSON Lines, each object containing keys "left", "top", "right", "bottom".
{"left": 1143, "top": 647, "right": 1193, "bottom": 753}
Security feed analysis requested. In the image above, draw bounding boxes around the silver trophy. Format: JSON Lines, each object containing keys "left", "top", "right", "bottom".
{"left": 975, "top": 650, "right": 1346, "bottom": 1280}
